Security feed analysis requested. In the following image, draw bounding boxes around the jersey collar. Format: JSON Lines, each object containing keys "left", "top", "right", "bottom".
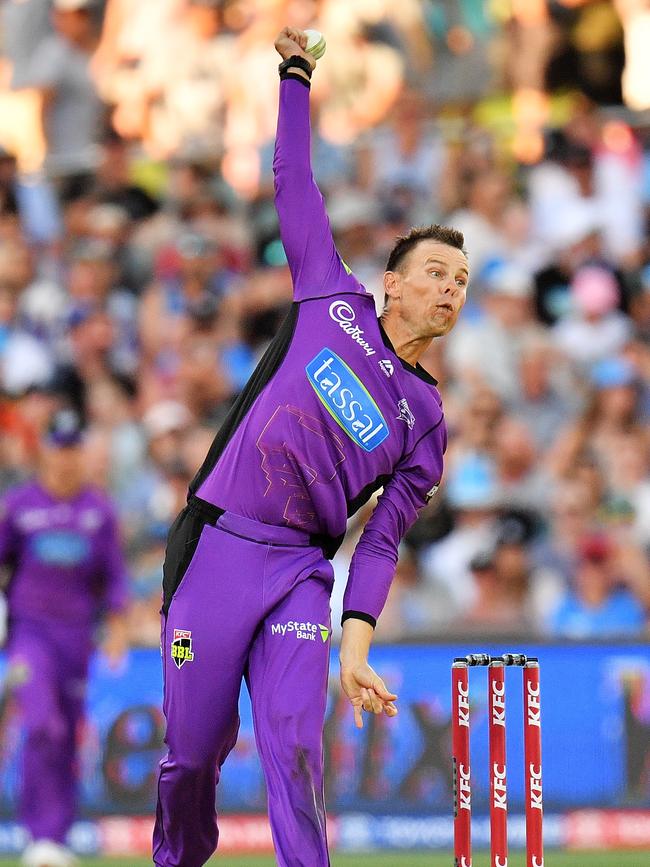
{"left": 377, "top": 320, "right": 439, "bottom": 387}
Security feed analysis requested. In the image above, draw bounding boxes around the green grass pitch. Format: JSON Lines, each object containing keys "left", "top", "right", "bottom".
{"left": 0, "top": 853, "right": 646, "bottom": 866}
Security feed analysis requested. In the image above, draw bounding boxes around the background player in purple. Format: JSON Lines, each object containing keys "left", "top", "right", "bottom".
{"left": 153, "top": 27, "right": 469, "bottom": 867}
{"left": 0, "top": 409, "right": 129, "bottom": 867}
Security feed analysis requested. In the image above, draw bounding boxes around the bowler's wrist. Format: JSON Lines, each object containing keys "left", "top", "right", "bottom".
{"left": 341, "top": 610, "right": 376, "bottom": 629}
{"left": 339, "top": 655, "right": 368, "bottom": 673}
{"left": 280, "top": 70, "right": 311, "bottom": 86}
{"left": 278, "top": 55, "right": 313, "bottom": 82}
{"left": 339, "top": 617, "right": 374, "bottom": 667}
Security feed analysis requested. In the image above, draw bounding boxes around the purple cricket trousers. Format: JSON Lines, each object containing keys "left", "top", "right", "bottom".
{"left": 7, "top": 619, "right": 90, "bottom": 843}
{"left": 153, "top": 505, "right": 334, "bottom": 867}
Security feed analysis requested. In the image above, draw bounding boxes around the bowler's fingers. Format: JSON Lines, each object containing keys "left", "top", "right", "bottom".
{"left": 282, "top": 26, "right": 307, "bottom": 50}
{"left": 384, "top": 701, "right": 398, "bottom": 718}
{"left": 372, "top": 679, "right": 398, "bottom": 703}
{"left": 353, "top": 702, "right": 364, "bottom": 729}
{"left": 361, "top": 687, "right": 385, "bottom": 715}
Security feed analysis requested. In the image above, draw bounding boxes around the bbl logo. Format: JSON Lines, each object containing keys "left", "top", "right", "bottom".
{"left": 171, "top": 628, "right": 194, "bottom": 669}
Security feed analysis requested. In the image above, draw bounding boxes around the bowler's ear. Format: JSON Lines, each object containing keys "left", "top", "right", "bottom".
{"left": 383, "top": 270, "right": 400, "bottom": 301}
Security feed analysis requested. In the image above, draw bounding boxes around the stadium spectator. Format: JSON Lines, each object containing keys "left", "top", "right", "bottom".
{"left": 549, "top": 356, "right": 645, "bottom": 480}
{"left": 0, "top": 241, "right": 55, "bottom": 396}
{"left": 530, "top": 478, "right": 598, "bottom": 621}
{"left": 139, "top": 231, "right": 229, "bottom": 361}
{"left": 600, "top": 428, "right": 650, "bottom": 547}
{"left": 509, "top": 333, "right": 581, "bottom": 448}
{"left": 445, "top": 261, "right": 542, "bottom": 401}
{"left": 491, "top": 417, "right": 549, "bottom": 519}
{"left": 552, "top": 266, "right": 632, "bottom": 368}
{"left": 449, "top": 169, "right": 522, "bottom": 277}
{"left": 358, "top": 87, "right": 448, "bottom": 222}
{"left": 548, "top": 533, "right": 647, "bottom": 638}
{"left": 421, "top": 452, "right": 499, "bottom": 618}
{"left": 15, "top": 0, "right": 105, "bottom": 186}
{"left": 531, "top": 215, "right": 623, "bottom": 327}
{"left": 460, "top": 545, "right": 530, "bottom": 635}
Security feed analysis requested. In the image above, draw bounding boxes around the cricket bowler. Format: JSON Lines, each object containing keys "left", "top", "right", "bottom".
{"left": 153, "top": 26, "right": 469, "bottom": 867}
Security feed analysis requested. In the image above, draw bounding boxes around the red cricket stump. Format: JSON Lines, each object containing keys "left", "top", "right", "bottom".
{"left": 524, "top": 660, "right": 544, "bottom": 867}
{"left": 452, "top": 660, "right": 472, "bottom": 867}
{"left": 488, "top": 659, "right": 508, "bottom": 867}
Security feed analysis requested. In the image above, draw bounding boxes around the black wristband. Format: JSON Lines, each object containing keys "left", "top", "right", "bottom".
{"left": 278, "top": 55, "right": 313, "bottom": 80}
{"left": 341, "top": 610, "right": 377, "bottom": 629}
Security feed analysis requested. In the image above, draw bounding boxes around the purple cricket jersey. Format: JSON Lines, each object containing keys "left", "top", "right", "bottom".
{"left": 192, "top": 75, "right": 447, "bottom": 624}
{"left": 0, "top": 480, "right": 128, "bottom": 628}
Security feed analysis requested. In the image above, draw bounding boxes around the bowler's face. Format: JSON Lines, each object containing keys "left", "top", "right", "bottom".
{"left": 392, "top": 240, "right": 469, "bottom": 338}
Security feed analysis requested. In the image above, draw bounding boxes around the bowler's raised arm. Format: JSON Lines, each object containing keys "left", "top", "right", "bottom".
{"left": 273, "top": 27, "right": 362, "bottom": 301}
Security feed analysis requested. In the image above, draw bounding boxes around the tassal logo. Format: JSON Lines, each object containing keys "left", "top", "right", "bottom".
{"left": 306, "top": 348, "right": 389, "bottom": 452}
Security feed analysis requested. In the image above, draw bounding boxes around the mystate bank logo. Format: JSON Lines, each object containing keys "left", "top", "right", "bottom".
{"left": 328, "top": 300, "right": 376, "bottom": 356}
{"left": 306, "top": 348, "right": 389, "bottom": 452}
{"left": 271, "top": 620, "right": 330, "bottom": 642}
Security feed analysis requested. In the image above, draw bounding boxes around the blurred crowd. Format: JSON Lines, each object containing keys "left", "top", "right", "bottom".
{"left": 0, "top": 0, "right": 649, "bottom": 644}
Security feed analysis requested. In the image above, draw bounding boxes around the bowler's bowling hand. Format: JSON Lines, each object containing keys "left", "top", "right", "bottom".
{"left": 274, "top": 26, "right": 316, "bottom": 69}
{"left": 340, "top": 661, "right": 398, "bottom": 729}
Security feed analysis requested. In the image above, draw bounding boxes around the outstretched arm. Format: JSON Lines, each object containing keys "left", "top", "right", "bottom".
{"left": 339, "top": 420, "right": 446, "bottom": 724}
{"left": 273, "top": 27, "right": 363, "bottom": 301}
{"left": 343, "top": 420, "right": 446, "bottom": 625}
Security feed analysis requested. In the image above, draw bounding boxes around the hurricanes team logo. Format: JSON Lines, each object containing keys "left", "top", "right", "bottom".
{"left": 171, "top": 629, "right": 194, "bottom": 669}
{"left": 396, "top": 398, "right": 416, "bottom": 430}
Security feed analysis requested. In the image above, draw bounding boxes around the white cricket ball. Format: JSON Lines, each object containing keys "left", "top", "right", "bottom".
{"left": 304, "top": 29, "right": 326, "bottom": 60}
